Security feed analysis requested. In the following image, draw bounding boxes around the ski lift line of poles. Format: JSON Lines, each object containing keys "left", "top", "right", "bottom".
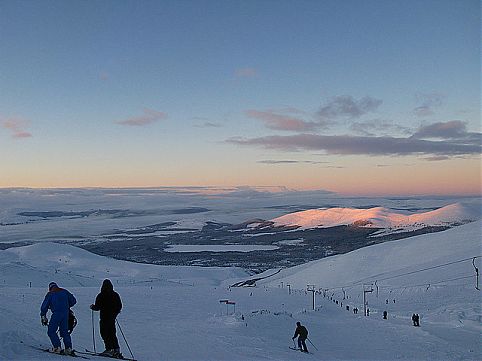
{"left": 368, "top": 274, "right": 475, "bottom": 291}
{"left": 319, "top": 255, "right": 482, "bottom": 292}
{"left": 352, "top": 255, "right": 482, "bottom": 285}
{"left": 324, "top": 274, "right": 477, "bottom": 304}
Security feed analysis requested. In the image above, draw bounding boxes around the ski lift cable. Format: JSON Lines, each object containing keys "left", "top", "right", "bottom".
{"left": 328, "top": 275, "right": 474, "bottom": 298}
{"left": 322, "top": 255, "right": 481, "bottom": 291}
{"left": 376, "top": 274, "right": 475, "bottom": 290}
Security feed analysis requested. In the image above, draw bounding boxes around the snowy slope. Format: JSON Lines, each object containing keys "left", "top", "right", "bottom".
{"left": 271, "top": 202, "right": 480, "bottom": 233}
{"left": 260, "top": 220, "right": 482, "bottom": 289}
{"left": 0, "top": 222, "right": 481, "bottom": 360}
{"left": 2, "top": 242, "right": 248, "bottom": 287}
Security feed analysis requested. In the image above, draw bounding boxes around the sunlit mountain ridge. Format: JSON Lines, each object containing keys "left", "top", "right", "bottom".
{"left": 271, "top": 203, "right": 480, "bottom": 233}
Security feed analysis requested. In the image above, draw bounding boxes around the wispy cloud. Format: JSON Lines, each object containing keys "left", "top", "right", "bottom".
{"left": 317, "top": 95, "right": 382, "bottom": 120}
{"left": 413, "top": 93, "right": 445, "bottom": 117}
{"left": 194, "top": 122, "right": 222, "bottom": 128}
{"left": 350, "top": 119, "right": 411, "bottom": 136}
{"left": 235, "top": 67, "right": 257, "bottom": 78}
{"left": 227, "top": 131, "right": 481, "bottom": 157}
{"left": 116, "top": 108, "right": 167, "bottom": 127}
{"left": 1, "top": 117, "right": 32, "bottom": 138}
{"left": 267, "top": 107, "right": 307, "bottom": 115}
{"left": 245, "top": 109, "right": 320, "bottom": 131}
{"left": 258, "top": 159, "right": 328, "bottom": 165}
{"left": 424, "top": 155, "right": 451, "bottom": 161}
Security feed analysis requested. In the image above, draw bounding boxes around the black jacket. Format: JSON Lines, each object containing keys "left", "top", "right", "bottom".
{"left": 91, "top": 279, "right": 122, "bottom": 320}
{"left": 294, "top": 325, "right": 308, "bottom": 340}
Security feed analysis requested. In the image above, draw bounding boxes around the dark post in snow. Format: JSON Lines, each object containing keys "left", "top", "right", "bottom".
{"left": 219, "top": 299, "right": 229, "bottom": 315}
{"left": 227, "top": 301, "right": 236, "bottom": 314}
{"left": 287, "top": 284, "right": 291, "bottom": 295}
{"left": 473, "top": 257, "right": 479, "bottom": 290}
{"left": 342, "top": 288, "right": 346, "bottom": 300}
{"left": 307, "top": 285, "right": 316, "bottom": 310}
{"left": 363, "top": 285, "right": 373, "bottom": 316}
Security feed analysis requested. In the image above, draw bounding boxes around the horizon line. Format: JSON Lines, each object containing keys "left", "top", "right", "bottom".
{"left": 0, "top": 185, "right": 480, "bottom": 198}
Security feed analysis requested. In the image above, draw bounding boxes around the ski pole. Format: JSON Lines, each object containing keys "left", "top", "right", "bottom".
{"left": 116, "top": 319, "right": 134, "bottom": 360}
{"left": 307, "top": 337, "right": 318, "bottom": 351}
{"left": 91, "top": 310, "right": 96, "bottom": 354}
{"left": 292, "top": 338, "right": 297, "bottom": 348}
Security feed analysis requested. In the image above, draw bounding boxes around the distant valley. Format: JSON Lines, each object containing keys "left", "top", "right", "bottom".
{"left": 1, "top": 188, "right": 479, "bottom": 273}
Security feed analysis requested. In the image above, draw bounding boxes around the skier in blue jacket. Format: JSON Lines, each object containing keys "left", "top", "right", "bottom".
{"left": 40, "top": 282, "right": 77, "bottom": 355}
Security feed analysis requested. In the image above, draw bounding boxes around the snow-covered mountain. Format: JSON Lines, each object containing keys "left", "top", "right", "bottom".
{"left": 271, "top": 203, "right": 480, "bottom": 234}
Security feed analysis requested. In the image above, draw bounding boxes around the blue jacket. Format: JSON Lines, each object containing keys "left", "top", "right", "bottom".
{"left": 40, "top": 286, "right": 76, "bottom": 316}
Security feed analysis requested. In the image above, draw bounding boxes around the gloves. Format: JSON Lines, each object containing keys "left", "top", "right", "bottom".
{"left": 292, "top": 337, "right": 295, "bottom": 340}
{"left": 41, "top": 315, "right": 48, "bottom": 326}
{"left": 89, "top": 304, "right": 95, "bottom": 310}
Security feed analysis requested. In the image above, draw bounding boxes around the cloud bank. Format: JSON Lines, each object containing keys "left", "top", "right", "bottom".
{"left": 411, "top": 120, "right": 470, "bottom": 139}
{"left": 228, "top": 120, "right": 481, "bottom": 157}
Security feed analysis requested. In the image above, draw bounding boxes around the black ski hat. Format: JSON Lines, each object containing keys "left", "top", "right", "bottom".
{"left": 101, "top": 279, "right": 113, "bottom": 292}
{"left": 49, "top": 282, "right": 58, "bottom": 290}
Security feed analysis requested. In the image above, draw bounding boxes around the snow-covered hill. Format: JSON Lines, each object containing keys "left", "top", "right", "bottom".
{"left": 271, "top": 203, "right": 480, "bottom": 235}
{"left": 0, "top": 221, "right": 480, "bottom": 360}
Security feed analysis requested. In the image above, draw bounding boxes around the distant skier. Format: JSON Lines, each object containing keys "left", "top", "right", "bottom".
{"left": 292, "top": 321, "right": 309, "bottom": 353}
{"left": 414, "top": 313, "right": 420, "bottom": 326}
{"left": 40, "top": 282, "right": 77, "bottom": 355}
{"left": 90, "top": 279, "right": 123, "bottom": 358}
{"left": 383, "top": 310, "right": 387, "bottom": 319}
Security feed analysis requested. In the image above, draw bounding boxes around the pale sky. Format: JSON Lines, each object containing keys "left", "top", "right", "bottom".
{"left": 1, "top": 0, "right": 480, "bottom": 195}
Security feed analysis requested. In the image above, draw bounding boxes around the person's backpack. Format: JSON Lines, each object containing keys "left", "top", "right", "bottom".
{"left": 68, "top": 309, "right": 77, "bottom": 334}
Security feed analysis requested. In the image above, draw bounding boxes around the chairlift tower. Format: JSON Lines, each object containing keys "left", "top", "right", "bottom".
{"left": 307, "top": 285, "right": 316, "bottom": 310}
{"left": 363, "top": 284, "right": 373, "bottom": 316}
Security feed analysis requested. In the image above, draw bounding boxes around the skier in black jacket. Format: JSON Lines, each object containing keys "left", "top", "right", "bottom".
{"left": 90, "top": 279, "right": 122, "bottom": 358}
{"left": 292, "top": 321, "right": 309, "bottom": 352}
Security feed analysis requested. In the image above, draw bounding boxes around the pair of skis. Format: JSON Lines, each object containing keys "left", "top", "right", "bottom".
{"left": 77, "top": 349, "right": 137, "bottom": 361}
{"left": 29, "top": 346, "right": 136, "bottom": 360}
{"left": 289, "top": 346, "right": 311, "bottom": 354}
{"left": 29, "top": 346, "right": 88, "bottom": 359}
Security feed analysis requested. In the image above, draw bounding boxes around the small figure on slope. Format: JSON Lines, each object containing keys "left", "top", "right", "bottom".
{"left": 90, "top": 279, "right": 123, "bottom": 358}
{"left": 292, "top": 321, "right": 309, "bottom": 353}
{"left": 40, "top": 282, "right": 77, "bottom": 355}
{"left": 412, "top": 313, "right": 420, "bottom": 326}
